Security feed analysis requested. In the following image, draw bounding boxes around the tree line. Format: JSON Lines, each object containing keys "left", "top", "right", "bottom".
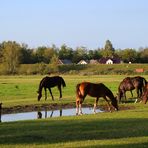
{"left": 0, "top": 40, "right": 148, "bottom": 74}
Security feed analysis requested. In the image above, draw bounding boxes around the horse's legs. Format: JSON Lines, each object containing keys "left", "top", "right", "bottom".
{"left": 76, "top": 99, "right": 80, "bottom": 115}
{"left": 48, "top": 88, "right": 54, "bottom": 101}
{"left": 94, "top": 97, "right": 99, "bottom": 114}
{"left": 79, "top": 103, "right": 83, "bottom": 115}
{"left": 44, "top": 88, "right": 47, "bottom": 100}
{"left": 135, "top": 88, "right": 142, "bottom": 103}
{"left": 130, "top": 90, "right": 133, "bottom": 98}
{"left": 103, "top": 96, "right": 111, "bottom": 112}
{"left": 58, "top": 85, "right": 62, "bottom": 100}
{"left": 76, "top": 99, "right": 84, "bottom": 115}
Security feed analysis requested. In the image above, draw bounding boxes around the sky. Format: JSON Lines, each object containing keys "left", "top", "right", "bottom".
{"left": 0, "top": 0, "right": 148, "bottom": 50}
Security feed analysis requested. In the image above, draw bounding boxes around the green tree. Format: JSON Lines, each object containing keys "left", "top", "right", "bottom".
{"left": 121, "top": 48, "right": 137, "bottom": 63}
{"left": 59, "top": 44, "right": 73, "bottom": 60}
{"left": 72, "top": 46, "right": 88, "bottom": 63}
{"left": 101, "top": 40, "right": 115, "bottom": 57}
{"left": 139, "top": 48, "right": 148, "bottom": 63}
{"left": 1, "top": 41, "right": 21, "bottom": 74}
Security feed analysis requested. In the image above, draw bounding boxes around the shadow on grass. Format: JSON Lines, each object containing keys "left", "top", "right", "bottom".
{"left": 0, "top": 118, "right": 148, "bottom": 146}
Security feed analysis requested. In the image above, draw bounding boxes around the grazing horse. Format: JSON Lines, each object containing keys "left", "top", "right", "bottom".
{"left": 141, "top": 82, "right": 148, "bottom": 104}
{"left": 117, "top": 76, "right": 147, "bottom": 103}
{"left": 76, "top": 82, "right": 118, "bottom": 115}
{"left": 37, "top": 76, "right": 66, "bottom": 101}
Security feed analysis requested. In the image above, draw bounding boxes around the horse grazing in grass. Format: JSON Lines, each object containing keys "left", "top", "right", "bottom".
{"left": 117, "top": 76, "right": 147, "bottom": 103}
{"left": 37, "top": 76, "right": 66, "bottom": 101}
{"left": 76, "top": 82, "right": 118, "bottom": 115}
{"left": 141, "top": 82, "right": 148, "bottom": 104}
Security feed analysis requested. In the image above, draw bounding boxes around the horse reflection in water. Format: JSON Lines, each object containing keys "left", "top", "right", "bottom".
{"left": 37, "top": 108, "right": 62, "bottom": 119}
{"left": 76, "top": 82, "right": 118, "bottom": 115}
{"left": 37, "top": 76, "right": 66, "bottom": 101}
{"left": 0, "top": 103, "right": 2, "bottom": 122}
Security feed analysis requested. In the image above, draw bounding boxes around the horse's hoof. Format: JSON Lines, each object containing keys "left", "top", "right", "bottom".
{"left": 79, "top": 112, "right": 83, "bottom": 115}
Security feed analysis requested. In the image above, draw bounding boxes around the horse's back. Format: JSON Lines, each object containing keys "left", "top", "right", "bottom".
{"left": 119, "top": 77, "right": 134, "bottom": 91}
{"left": 77, "top": 82, "right": 111, "bottom": 97}
{"left": 40, "top": 76, "right": 63, "bottom": 87}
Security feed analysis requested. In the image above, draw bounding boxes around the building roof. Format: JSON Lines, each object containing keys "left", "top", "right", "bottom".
{"left": 99, "top": 57, "right": 121, "bottom": 64}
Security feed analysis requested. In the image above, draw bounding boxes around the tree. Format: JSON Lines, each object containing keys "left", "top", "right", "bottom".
{"left": 72, "top": 46, "right": 88, "bottom": 63}
{"left": 121, "top": 48, "right": 137, "bottom": 63}
{"left": 139, "top": 48, "right": 148, "bottom": 63}
{"left": 101, "top": 40, "right": 115, "bottom": 57}
{"left": 59, "top": 44, "right": 73, "bottom": 60}
{"left": 1, "top": 41, "right": 21, "bottom": 74}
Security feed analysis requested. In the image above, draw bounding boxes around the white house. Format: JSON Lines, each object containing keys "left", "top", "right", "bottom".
{"left": 77, "top": 60, "right": 88, "bottom": 65}
{"left": 106, "top": 59, "right": 113, "bottom": 64}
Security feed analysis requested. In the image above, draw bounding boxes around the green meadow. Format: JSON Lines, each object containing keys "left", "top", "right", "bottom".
{"left": 0, "top": 75, "right": 148, "bottom": 147}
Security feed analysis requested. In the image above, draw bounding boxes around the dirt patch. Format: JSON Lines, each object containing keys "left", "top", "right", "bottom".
{"left": 1, "top": 103, "right": 135, "bottom": 114}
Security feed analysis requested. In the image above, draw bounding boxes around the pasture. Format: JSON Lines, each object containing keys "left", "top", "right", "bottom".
{"left": 0, "top": 75, "right": 148, "bottom": 147}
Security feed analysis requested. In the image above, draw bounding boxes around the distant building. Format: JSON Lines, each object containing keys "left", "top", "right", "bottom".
{"left": 99, "top": 57, "right": 121, "bottom": 64}
{"left": 77, "top": 60, "right": 88, "bottom": 65}
{"left": 89, "top": 59, "right": 99, "bottom": 64}
{"left": 58, "top": 59, "right": 72, "bottom": 65}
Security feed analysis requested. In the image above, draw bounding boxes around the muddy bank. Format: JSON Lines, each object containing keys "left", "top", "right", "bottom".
{"left": 1, "top": 103, "right": 135, "bottom": 114}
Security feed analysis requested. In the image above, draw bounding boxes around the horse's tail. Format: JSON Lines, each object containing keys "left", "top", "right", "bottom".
{"left": 61, "top": 77, "right": 66, "bottom": 87}
{"left": 142, "top": 77, "right": 147, "bottom": 86}
{"left": 76, "top": 83, "right": 82, "bottom": 98}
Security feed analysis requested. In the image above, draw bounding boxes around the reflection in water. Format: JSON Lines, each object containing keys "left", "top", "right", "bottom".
{"left": 37, "top": 108, "right": 63, "bottom": 119}
{"left": 37, "top": 111, "right": 42, "bottom": 119}
{"left": 0, "top": 103, "right": 2, "bottom": 122}
{"left": 2, "top": 107, "right": 103, "bottom": 122}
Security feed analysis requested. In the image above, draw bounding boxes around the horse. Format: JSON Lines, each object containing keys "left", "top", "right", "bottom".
{"left": 37, "top": 76, "right": 66, "bottom": 101}
{"left": 117, "top": 76, "right": 147, "bottom": 103}
{"left": 76, "top": 82, "right": 118, "bottom": 115}
{"left": 141, "top": 82, "right": 148, "bottom": 104}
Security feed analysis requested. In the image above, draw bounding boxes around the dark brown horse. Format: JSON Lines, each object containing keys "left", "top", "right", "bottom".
{"left": 76, "top": 82, "right": 118, "bottom": 115}
{"left": 141, "top": 82, "right": 148, "bottom": 104}
{"left": 117, "top": 76, "right": 147, "bottom": 103}
{"left": 37, "top": 76, "right": 66, "bottom": 101}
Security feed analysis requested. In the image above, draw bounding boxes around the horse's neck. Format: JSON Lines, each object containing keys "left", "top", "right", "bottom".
{"left": 38, "top": 79, "right": 45, "bottom": 94}
{"left": 107, "top": 89, "right": 115, "bottom": 100}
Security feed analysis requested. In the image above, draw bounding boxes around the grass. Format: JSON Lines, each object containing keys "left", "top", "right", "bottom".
{"left": 1, "top": 104, "right": 148, "bottom": 147}
{"left": 0, "top": 75, "right": 148, "bottom": 147}
{"left": 0, "top": 74, "right": 140, "bottom": 107}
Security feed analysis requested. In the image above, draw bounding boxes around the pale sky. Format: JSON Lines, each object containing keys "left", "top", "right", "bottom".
{"left": 0, "top": 0, "right": 148, "bottom": 49}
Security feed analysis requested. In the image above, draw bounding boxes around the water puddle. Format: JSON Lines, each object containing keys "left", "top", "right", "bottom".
{"left": 1, "top": 107, "right": 103, "bottom": 122}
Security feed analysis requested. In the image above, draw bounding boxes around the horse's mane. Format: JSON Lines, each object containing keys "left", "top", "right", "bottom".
{"left": 37, "top": 77, "right": 47, "bottom": 94}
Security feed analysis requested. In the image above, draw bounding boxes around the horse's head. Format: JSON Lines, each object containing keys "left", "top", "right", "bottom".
{"left": 111, "top": 97, "right": 119, "bottom": 111}
{"left": 37, "top": 91, "right": 42, "bottom": 101}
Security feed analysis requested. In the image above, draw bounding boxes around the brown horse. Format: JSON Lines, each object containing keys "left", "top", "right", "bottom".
{"left": 76, "top": 82, "right": 118, "bottom": 115}
{"left": 117, "top": 76, "right": 147, "bottom": 103}
{"left": 37, "top": 76, "right": 66, "bottom": 101}
{"left": 141, "top": 82, "right": 148, "bottom": 104}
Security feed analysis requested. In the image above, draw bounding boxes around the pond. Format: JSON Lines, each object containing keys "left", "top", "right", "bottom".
{"left": 1, "top": 107, "right": 103, "bottom": 122}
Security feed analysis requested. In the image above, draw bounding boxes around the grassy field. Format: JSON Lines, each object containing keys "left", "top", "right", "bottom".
{"left": 0, "top": 75, "right": 148, "bottom": 147}
{"left": 0, "top": 74, "right": 144, "bottom": 107}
